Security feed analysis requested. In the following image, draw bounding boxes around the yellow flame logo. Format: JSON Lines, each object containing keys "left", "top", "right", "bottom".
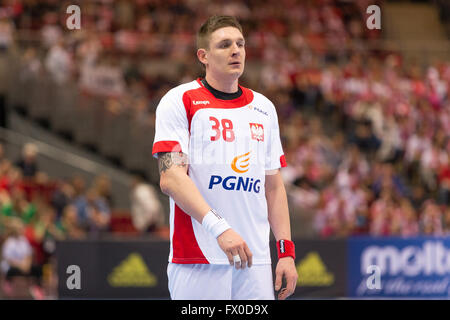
{"left": 231, "top": 151, "right": 250, "bottom": 173}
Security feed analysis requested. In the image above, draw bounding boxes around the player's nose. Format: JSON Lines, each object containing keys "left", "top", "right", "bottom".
{"left": 231, "top": 42, "right": 241, "bottom": 56}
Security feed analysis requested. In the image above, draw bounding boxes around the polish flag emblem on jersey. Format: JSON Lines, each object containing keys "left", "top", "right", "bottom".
{"left": 250, "top": 123, "right": 264, "bottom": 141}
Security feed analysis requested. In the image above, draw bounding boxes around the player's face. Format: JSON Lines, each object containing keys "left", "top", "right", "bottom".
{"left": 203, "top": 27, "right": 245, "bottom": 80}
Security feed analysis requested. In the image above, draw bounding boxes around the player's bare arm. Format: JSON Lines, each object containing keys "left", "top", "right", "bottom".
{"left": 157, "top": 152, "right": 188, "bottom": 173}
{"left": 158, "top": 152, "right": 210, "bottom": 222}
{"left": 157, "top": 151, "right": 252, "bottom": 269}
{"left": 266, "top": 170, "right": 298, "bottom": 299}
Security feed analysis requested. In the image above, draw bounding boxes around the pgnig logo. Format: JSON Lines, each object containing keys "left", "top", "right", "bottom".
{"left": 208, "top": 152, "right": 261, "bottom": 193}
{"left": 208, "top": 175, "right": 261, "bottom": 193}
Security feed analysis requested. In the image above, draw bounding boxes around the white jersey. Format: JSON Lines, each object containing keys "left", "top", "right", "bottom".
{"left": 1, "top": 236, "right": 32, "bottom": 273}
{"left": 152, "top": 78, "right": 286, "bottom": 265}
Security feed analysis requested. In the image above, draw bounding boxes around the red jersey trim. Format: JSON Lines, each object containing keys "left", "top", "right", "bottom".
{"left": 195, "top": 78, "right": 253, "bottom": 105}
{"left": 172, "top": 204, "right": 209, "bottom": 264}
{"left": 152, "top": 141, "right": 182, "bottom": 156}
{"left": 181, "top": 79, "right": 254, "bottom": 132}
{"left": 280, "top": 155, "right": 287, "bottom": 168}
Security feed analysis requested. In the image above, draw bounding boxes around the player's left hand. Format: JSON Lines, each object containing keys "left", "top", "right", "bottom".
{"left": 274, "top": 257, "right": 298, "bottom": 300}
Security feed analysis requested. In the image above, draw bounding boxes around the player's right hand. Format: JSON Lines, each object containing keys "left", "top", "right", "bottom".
{"left": 217, "top": 229, "right": 253, "bottom": 269}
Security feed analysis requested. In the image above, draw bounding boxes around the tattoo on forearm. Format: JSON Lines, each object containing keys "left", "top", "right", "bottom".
{"left": 158, "top": 152, "right": 188, "bottom": 174}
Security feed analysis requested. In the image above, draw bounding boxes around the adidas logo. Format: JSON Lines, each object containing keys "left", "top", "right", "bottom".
{"left": 296, "top": 252, "right": 334, "bottom": 286}
{"left": 107, "top": 253, "right": 157, "bottom": 287}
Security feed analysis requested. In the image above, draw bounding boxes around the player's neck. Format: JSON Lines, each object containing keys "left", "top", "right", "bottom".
{"left": 204, "top": 74, "right": 239, "bottom": 93}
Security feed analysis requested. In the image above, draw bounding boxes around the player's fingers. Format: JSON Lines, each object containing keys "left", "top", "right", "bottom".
{"left": 274, "top": 270, "right": 282, "bottom": 291}
{"left": 237, "top": 246, "right": 248, "bottom": 269}
{"left": 278, "top": 287, "right": 289, "bottom": 300}
{"left": 284, "top": 277, "right": 296, "bottom": 298}
{"left": 226, "top": 251, "right": 234, "bottom": 266}
{"left": 244, "top": 243, "right": 253, "bottom": 268}
{"left": 278, "top": 274, "right": 297, "bottom": 300}
{"left": 231, "top": 249, "right": 241, "bottom": 269}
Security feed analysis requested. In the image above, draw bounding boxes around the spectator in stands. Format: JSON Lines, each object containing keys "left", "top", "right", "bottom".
{"left": 351, "top": 203, "right": 370, "bottom": 235}
{"left": 1, "top": 218, "right": 44, "bottom": 299}
{"left": 40, "top": 12, "right": 63, "bottom": 49}
{"left": 5, "top": 166, "right": 23, "bottom": 194}
{"left": 348, "top": 119, "right": 381, "bottom": 155}
{"left": 0, "top": 188, "right": 13, "bottom": 218}
{"left": 51, "top": 178, "right": 75, "bottom": 220}
{"left": 11, "top": 187, "right": 37, "bottom": 224}
{"left": 0, "top": 187, "right": 37, "bottom": 225}
{"left": 45, "top": 38, "right": 73, "bottom": 85}
{"left": 130, "top": 175, "right": 164, "bottom": 234}
{"left": 92, "top": 174, "right": 114, "bottom": 208}
{"left": 398, "top": 198, "right": 419, "bottom": 237}
{"left": 24, "top": 206, "right": 64, "bottom": 273}
{"left": 15, "top": 143, "right": 39, "bottom": 179}
{"left": 371, "top": 162, "right": 409, "bottom": 199}
{"left": 369, "top": 189, "right": 393, "bottom": 236}
{"left": 71, "top": 175, "right": 89, "bottom": 229}
{"left": 57, "top": 205, "right": 86, "bottom": 239}
{"left": 420, "top": 200, "right": 444, "bottom": 235}
{"left": 0, "top": 17, "right": 14, "bottom": 51}
{"left": 410, "top": 185, "right": 427, "bottom": 211}
{"left": 85, "top": 188, "right": 111, "bottom": 237}
{"left": 21, "top": 47, "right": 42, "bottom": 79}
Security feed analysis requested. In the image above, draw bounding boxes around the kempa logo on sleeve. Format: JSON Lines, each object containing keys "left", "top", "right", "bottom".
{"left": 193, "top": 100, "right": 210, "bottom": 105}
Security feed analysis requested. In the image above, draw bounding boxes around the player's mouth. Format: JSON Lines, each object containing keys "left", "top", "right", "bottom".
{"left": 229, "top": 61, "right": 241, "bottom": 66}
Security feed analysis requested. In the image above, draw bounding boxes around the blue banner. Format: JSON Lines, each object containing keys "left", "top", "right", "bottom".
{"left": 348, "top": 236, "right": 450, "bottom": 297}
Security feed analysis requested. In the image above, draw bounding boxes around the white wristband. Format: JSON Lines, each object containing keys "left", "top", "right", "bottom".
{"left": 202, "top": 209, "right": 231, "bottom": 238}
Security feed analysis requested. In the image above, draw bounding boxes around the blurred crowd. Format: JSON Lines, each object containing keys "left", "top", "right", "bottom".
{"left": 0, "top": 0, "right": 447, "bottom": 245}
{"left": 0, "top": 0, "right": 383, "bottom": 107}
{"left": 280, "top": 53, "right": 450, "bottom": 238}
{"left": 0, "top": 141, "right": 113, "bottom": 298}
{"left": 0, "top": 139, "right": 166, "bottom": 297}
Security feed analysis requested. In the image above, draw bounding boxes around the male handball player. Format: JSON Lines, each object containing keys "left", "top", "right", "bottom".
{"left": 152, "top": 15, "right": 298, "bottom": 300}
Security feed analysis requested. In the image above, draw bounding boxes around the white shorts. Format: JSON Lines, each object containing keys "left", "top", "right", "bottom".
{"left": 167, "top": 263, "right": 275, "bottom": 300}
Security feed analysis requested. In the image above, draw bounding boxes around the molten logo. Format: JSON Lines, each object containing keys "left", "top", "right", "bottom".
{"left": 231, "top": 152, "right": 250, "bottom": 173}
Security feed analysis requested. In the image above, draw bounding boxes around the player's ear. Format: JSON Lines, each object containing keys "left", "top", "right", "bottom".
{"left": 197, "top": 48, "right": 207, "bottom": 67}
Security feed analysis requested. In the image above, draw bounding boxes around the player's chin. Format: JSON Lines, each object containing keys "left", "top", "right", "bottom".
{"left": 228, "top": 67, "right": 244, "bottom": 78}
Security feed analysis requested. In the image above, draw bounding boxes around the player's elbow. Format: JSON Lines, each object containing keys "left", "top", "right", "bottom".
{"left": 159, "top": 175, "right": 171, "bottom": 196}
{"left": 159, "top": 173, "right": 178, "bottom": 196}
{"left": 159, "top": 165, "right": 188, "bottom": 196}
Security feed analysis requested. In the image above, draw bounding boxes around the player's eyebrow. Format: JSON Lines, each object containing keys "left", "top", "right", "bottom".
{"left": 216, "top": 37, "right": 245, "bottom": 46}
